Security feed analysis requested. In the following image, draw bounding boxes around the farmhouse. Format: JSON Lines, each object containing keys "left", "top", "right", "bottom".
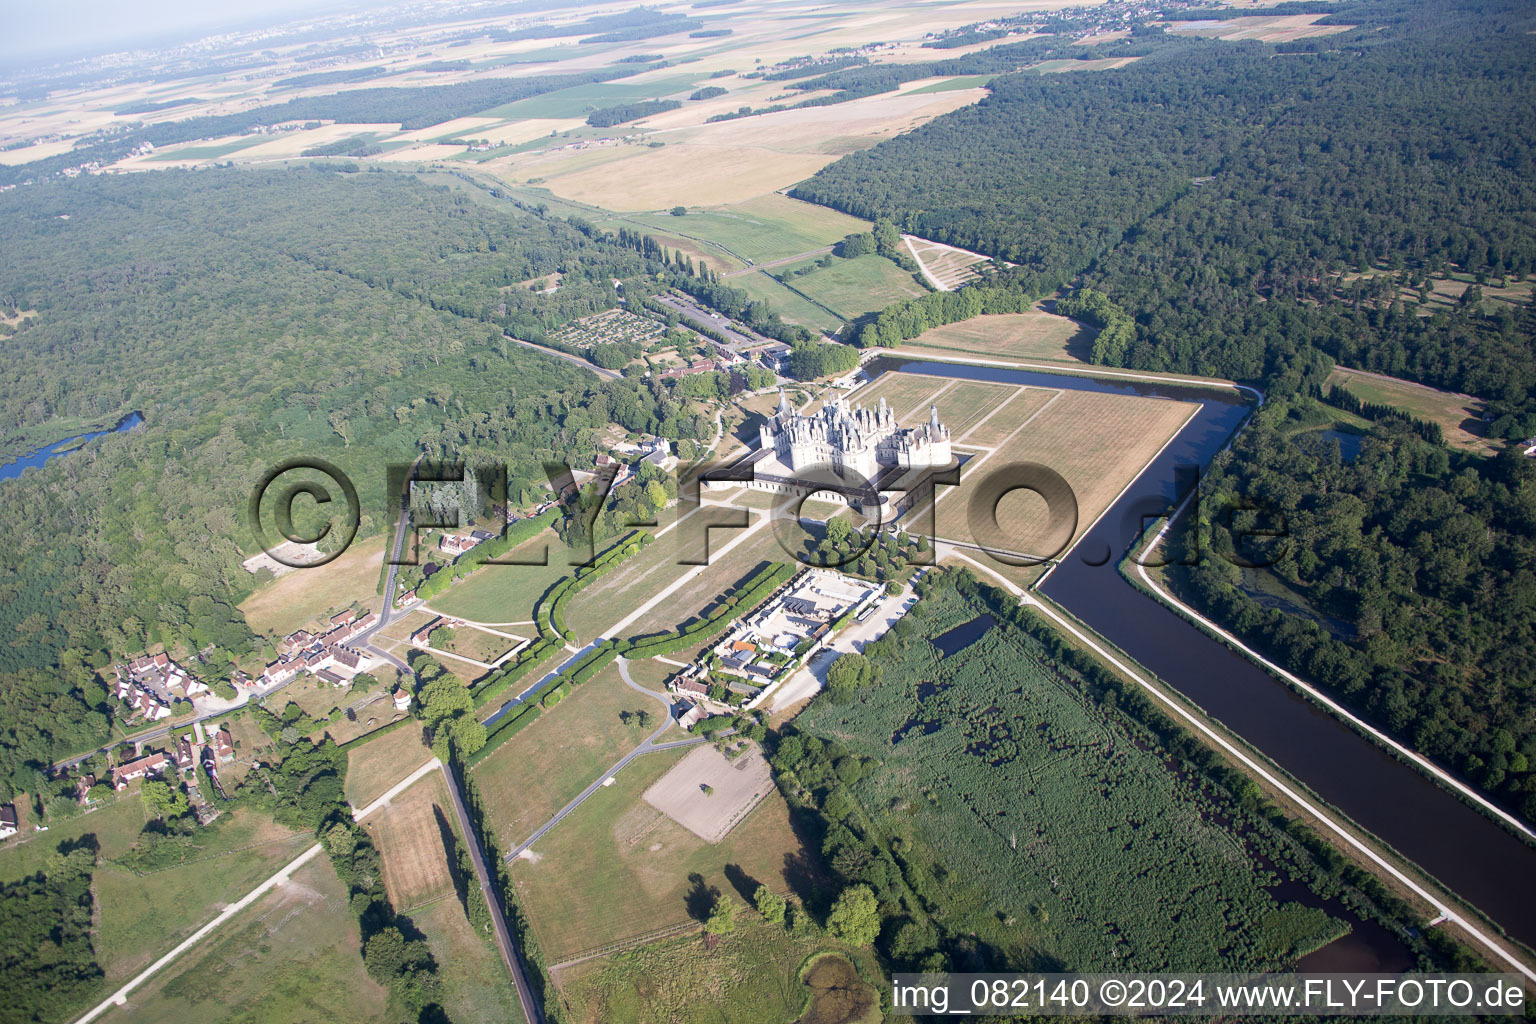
{"left": 0, "top": 805, "right": 17, "bottom": 840}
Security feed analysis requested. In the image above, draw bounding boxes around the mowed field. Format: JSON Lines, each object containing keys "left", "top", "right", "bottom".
{"left": 934, "top": 389, "right": 1198, "bottom": 561}
{"left": 776, "top": 253, "right": 929, "bottom": 321}
{"left": 414, "top": 897, "right": 526, "bottom": 1024}
{"left": 507, "top": 743, "right": 811, "bottom": 962}
{"left": 106, "top": 856, "right": 390, "bottom": 1024}
{"left": 344, "top": 719, "right": 431, "bottom": 808}
{"left": 900, "top": 310, "right": 1095, "bottom": 364}
{"left": 238, "top": 533, "right": 386, "bottom": 637}
{"left": 0, "top": 801, "right": 312, "bottom": 989}
{"left": 425, "top": 527, "right": 575, "bottom": 623}
{"left": 627, "top": 193, "right": 870, "bottom": 266}
{"left": 1327, "top": 366, "right": 1494, "bottom": 453}
{"left": 556, "top": 918, "right": 885, "bottom": 1024}
{"left": 468, "top": 661, "right": 663, "bottom": 850}
{"left": 363, "top": 770, "right": 458, "bottom": 909}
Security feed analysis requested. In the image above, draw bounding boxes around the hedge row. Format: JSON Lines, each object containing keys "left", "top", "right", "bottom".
{"left": 467, "top": 703, "right": 543, "bottom": 766}
{"left": 414, "top": 508, "right": 561, "bottom": 603}
{"left": 619, "top": 562, "right": 794, "bottom": 658}
{"left": 544, "top": 533, "right": 651, "bottom": 640}
{"left": 333, "top": 713, "right": 415, "bottom": 752}
{"left": 471, "top": 640, "right": 561, "bottom": 709}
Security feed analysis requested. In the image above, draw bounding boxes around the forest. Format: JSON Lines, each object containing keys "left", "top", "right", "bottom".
{"left": 793, "top": 0, "right": 1536, "bottom": 819}
{"left": 776, "top": 570, "right": 1465, "bottom": 975}
{"left": 0, "top": 167, "right": 713, "bottom": 799}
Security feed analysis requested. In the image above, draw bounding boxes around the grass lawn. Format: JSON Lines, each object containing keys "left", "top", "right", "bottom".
{"left": 959, "top": 386, "right": 1060, "bottom": 447}
{"left": 437, "top": 625, "right": 521, "bottom": 664}
{"left": 93, "top": 807, "right": 313, "bottom": 983}
{"left": 507, "top": 743, "right": 813, "bottom": 962}
{"left": 615, "top": 528, "right": 788, "bottom": 642}
{"left": 144, "top": 135, "right": 270, "bottom": 161}
{"left": 239, "top": 533, "right": 386, "bottom": 638}
{"left": 934, "top": 388, "right": 1197, "bottom": 561}
{"left": 106, "top": 855, "right": 389, "bottom": 1024}
{"left": 844, "top": 372, "right": 951, "bottom": 422}
{"left": 733, "top": 269, "right": 846, "bottom": 332}
{"left": 626, "top": 193, "right": 870, "bottom": 265}
{"left": 468, "top": 662, "right": 661, "bottom": 850}
{"left": 0, "top": 795, "right": 147, "bottom": 884}
{"left": 344, "top": 719, "right": 432, "bottom": 808}
{"left": 901, "top": 310, "right": 1095, "bottom": 364}
{"left": 776, "top": 254, "right": 928, "bottom": 321}
{"left": 557, "top": 917, "right": 885, "bottom": 1024}
{"left": 1327, "top": 366, "right": 1493, "bottom": 453}
{"left": 925, "top": 381, "right": 1017, "bottom": 439}
{"left": 427, "top": 527, "right": 575, "bottom": 623}
{"left": 414, "top": 898, "right": 525, "bottom": 1024}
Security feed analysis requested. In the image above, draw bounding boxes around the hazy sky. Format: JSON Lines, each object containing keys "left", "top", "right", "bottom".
{"left": 3, "top": 0, "right": 366, "bottom": 64}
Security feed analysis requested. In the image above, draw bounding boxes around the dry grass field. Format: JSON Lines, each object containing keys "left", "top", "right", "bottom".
{"left": 468, "top": 661, "right": 661, "bottom": 849}
{"left": 507, "top": 743, "right": 811, "bottom": 962}
{"left": 1327, "top": 366, "right": 1494, "bottom": 453}
{"left": 934, "top": 389, "right": 1198, "bottom": 561}
{"left": 238, "top": 533, "right": 384, "bottom": 637}
{"left": 344, "top": 719, "right": 431, "bottom": 807}
{"left": 414, "top": 897, "right": 526, "bottom": 1024}
{"left": 901, "top": 310, "right": 1095, "bottom": 364}
{"left": 958, "top": 386, "right": 1061, "bottom": 447}
{"left": 364, "top": 770, "right": 458, "bottom": 909}
{"left": 642, "top": 744, "right": 775, "bottom": 843}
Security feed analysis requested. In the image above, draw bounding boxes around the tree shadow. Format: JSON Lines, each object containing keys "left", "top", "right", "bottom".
{"left": 684, "top": 872, "right": 718, "bottom": 922}
{"left": 722, "top": 862, "right": 762, "bottom": 904}
{"left": 433, "top": 803, "right": 469, "bottom": 913}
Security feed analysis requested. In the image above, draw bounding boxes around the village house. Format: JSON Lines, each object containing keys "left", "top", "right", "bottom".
{"left": 440, "top": 533, "right": 480, "bottom": 556}
{"left": 676, "top": 701, "right": 708, "bottom": 731}
{"left": 176, "top": 734, "right": 196, "bottom": 769}
{"left": 0, "top": 805, "right": 17, "bottom": 840}
{"left": 112, "top": 751, "right": 168, "bottom": 790}
{"left": 214, "top": 728, "right": 235, "bottom": 763}
{"left": 330, "top": 609, "right": 357, "bottom": 628}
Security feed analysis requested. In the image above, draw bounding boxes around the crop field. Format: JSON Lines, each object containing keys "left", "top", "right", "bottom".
{"left": 239, "top": 533, "right": 387, "bottom": 637}
{"left": 905, "top": 74, "right": 999, "bottom": 94}
{"left": 108, "top": 856, "right": 389, "bottom": 1024}
{"left": 552, "top": 307, "right": 666, "bottom": 349}
{"left": 794, "top": 581, "right": 1347, "bottom": 971}
{"left": 1165, "top": 13, "right": 1354, "bottom": 42}
{"left": 901, "top": 310, "right": 1095, "bottom": 364}
{"left": 364, "top": 770, "right": 458, "bottom": 909}
{"left": 477, "top": 75, "right": 708, "bottom": 120}
{"left": 534, "top": 142, "right": 837, "bottom": 211}
{"left": 468, "top": 661, "right": 661, "bottom": 850}
{"left": 1325, "top": 366, "right": 1493, "bottom": 453}
{"left": 934, "top": 389, "right": 1196, "bottom": 561}
{"left": 426, "top": 527, "right": 574, "bottom": 623}
{"left": 344, "top": 719, "right": 431, "bottom": 807}
{"left": 775, "top": 254, "right": 928, "bottom": 321}
{"left": 629, "top": 194, "right": 870, "bottom": 265}
{"left": 642, "top": 743, "right": 774, "bottom": 842}
{"left": 557, "top": 919, "right": 884, "bottom": 1024}
{"left": 507, "top": 743, "right": 810, "bottom": 962}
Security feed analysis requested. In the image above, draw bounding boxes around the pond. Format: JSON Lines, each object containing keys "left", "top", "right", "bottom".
{"left": 0, "top": 412, "right": 143, "bottom": 482}
{"left": 930, "top": 613, "right": 996, "bottom": 657}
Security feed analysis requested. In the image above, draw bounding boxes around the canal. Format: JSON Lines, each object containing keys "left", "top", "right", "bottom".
{"left": 873, "top": 357, "right": 1536, "bottom": 950}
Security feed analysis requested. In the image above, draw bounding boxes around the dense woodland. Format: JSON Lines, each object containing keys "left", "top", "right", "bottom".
{"left": 0, "top": 168, "right": 715, "bottom": 798}
{"left": 797, "top": 0, "right": 1536, "bottom": 819}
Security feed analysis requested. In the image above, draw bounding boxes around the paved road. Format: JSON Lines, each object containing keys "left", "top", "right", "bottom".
{"left": 503, "top": 658, "right": 703, "bottom": 861}
{"left": 358, "top": 462, "right": 420, "bottom": 675}
{"left": 438, "top": 762, "right": 545, "bottom": 1024}
{"left": 505, "top": 334, "right": 620, "bottom": 381}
